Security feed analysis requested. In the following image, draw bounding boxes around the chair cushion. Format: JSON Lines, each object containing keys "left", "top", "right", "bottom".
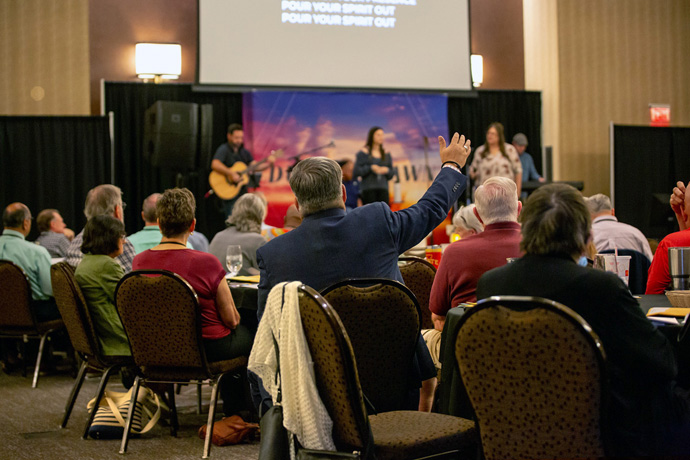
{"left": 0, "top": 318, "right": 63, "bottom": 336}
{"left": 208, "top": 356, "right": 249, "bottom": 375}
{"left": 369, "top": 411, "right": 476, "bottom": 460}
{"left": 36, "top": 318, "right": 65, "bottom": 334}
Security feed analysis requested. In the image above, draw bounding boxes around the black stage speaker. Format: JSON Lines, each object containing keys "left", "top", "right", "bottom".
{"left": 144, "top": 101, "right": 212, "bottom": 171}
{"left": 198, "top": 103, "right": 214, "bottom": 171}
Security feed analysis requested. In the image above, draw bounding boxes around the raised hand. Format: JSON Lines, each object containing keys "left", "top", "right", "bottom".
{"left": 671, "top": 181, "right": 687, "bottom": 215}
{"left": 438, "top": 133, "right": 471, "bottom": 167}
{"left": 671, "top": 181, "right": 689, "bottom": 231}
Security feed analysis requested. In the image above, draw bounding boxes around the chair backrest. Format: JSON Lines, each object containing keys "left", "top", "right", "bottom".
{"left": 297, "top": 285, "right": 372, "bottom": 455}
{"left": 455, "top": 296, "right": 607, "bottom": 460}
{"left": 322, "top": 279, "right": 420, "bottom": 413}
{"left": 50, "top": 262, "right": 102, "bottom": 359}
{"left": 398, "top": 256, "right": 436, "bottom": 329}
{"left": 599, "top": 249, "right": 650, "bottom": 295}
{"left": 115, "top": 269, "right": 209, "bottom": 380}
{"left": 0, "top": 259, "right": 36, "bottom": 330}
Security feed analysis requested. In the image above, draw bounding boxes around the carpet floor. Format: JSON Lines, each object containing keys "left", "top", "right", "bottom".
{"left": 0, "top": 364, "right": 260, "bottom": 459}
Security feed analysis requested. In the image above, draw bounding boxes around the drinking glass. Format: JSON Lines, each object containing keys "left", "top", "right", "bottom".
{"left": 226, "top": 245, "right": 243, "bottom": 277}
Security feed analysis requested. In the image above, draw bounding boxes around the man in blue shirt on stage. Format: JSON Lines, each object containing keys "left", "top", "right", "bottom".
{"left": 512, "top": 133, "right": 544, "bottom": 188}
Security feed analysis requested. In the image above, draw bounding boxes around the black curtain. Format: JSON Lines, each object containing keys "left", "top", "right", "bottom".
{"left": 104, "top": 82, "right": 242, "bottom": 237}
{"left": 614, "top": 125, "right": 690, "bottom": 240}
{"left": 0, "top": 116, "right": 110, "bottom": 240}
{"left": 448, "top": 90, "right": 542, "bottom": 202}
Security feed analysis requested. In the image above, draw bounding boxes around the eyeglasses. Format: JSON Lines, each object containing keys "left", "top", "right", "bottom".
{"left": 120, "top": 202, "right": 127, "bottom": 211}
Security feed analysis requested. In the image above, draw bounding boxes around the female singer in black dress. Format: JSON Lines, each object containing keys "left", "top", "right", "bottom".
{"left": 353, "top": 126, "right": 395, "bottom": 205}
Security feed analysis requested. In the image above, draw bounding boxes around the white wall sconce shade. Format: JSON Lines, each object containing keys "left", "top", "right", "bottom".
{"left": 471, "top": 54, "right": 483, "bottom": 87}
{"left": 136, "top": 43, "right": 181, "bottom": 80}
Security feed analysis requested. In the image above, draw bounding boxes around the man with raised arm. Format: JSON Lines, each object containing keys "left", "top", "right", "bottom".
{"left": 255, "top": 133, "right": 472, "bottom": 412}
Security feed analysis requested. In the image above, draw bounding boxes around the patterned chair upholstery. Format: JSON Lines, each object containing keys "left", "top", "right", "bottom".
{"left": 0, "top": 259, "right": 65, "bottom": 388}
{"left": 298, "top": 284, "right": 477, "bottom": 460}
{"left": 454, "top": 296, "right": 607, "bottom": 460}
{"left": 115, "top": 270, "right": 248, "bottom": 458}
{"left": 322, "top": 279, "right": 420, "bottom": 413}
{"left": 51, "top": 262, "right": 133, "bottom": 437}
{"left": 399, "top": 256, "right": 437, "bottom": 330}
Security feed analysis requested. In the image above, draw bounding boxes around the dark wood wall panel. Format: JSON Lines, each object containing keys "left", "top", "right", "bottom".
{"left": 470, "top": 0, "right": 525, "bottom": 90}
{"left": 88, "top": 0, "right": 198, "bottom": 114}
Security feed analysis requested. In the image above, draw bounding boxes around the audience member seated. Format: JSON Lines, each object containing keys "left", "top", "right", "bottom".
{"left": 647, "top": 180, "right": 690, "bottom": 294}
{"left": 425, "top": 177, "right": 522, "bottom": 367}
{"left": 255, "top": 133, "right": 472, "bottom": 413}
{"left": 74, "top": 215, "right": 130, "bottom": 356}
{"left": 209, "top": 193, "right": 267, "bottom": 276}
{"left": 0, "top": 203, "right": 59, "bottom": 322}
{"left": 132, "top": 188, "right": 253, "bottom": 417}
{"left": 65, "top": 185, "right": 135, "bottom": 271}
{"left": 187, "top": 231, "right": 210, "bottom": 252}
{"left": 128, "top": 193, "right": 194, "bottom": 254}
{"left": 35, "top": 209, "right": 74, "bottom": 258}
{"left": 477, "top": 183, "right": 690, "bottom": 457}
{"left": 585, "top": 193, "right": 653, "bottom": 261}
{"left": 262, "top": 204, "right": 302, "bottom": 242}
{"left": 338, "top": 158, "right": 361, "bottom": 211}
{"left": 128, "top": 193, "right": 192, "bottom": 254}
{"left": 446, "top": 204, "right": 483, "bottom": 242}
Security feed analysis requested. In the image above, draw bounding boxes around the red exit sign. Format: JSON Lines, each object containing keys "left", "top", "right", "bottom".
{"left": 649, "top": 104, "right": 670, "bottom": 127}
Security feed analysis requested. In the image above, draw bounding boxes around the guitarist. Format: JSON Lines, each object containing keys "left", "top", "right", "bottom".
{"left": 211, "top": 124, "right": 273, "bottom": 218}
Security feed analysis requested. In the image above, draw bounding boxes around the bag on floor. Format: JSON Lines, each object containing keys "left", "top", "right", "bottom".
{"left": 198, "top": 414, "right": 259, "bottom": 446}
{"left": 259, "top": 403, "right": 290, "bottom": 460}
{"left": 86, "top": 387, "right": 161, "bottom": 439}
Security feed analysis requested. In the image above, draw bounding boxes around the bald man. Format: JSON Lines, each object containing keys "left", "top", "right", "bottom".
{"left": 0, "top": 203, "right": 59, "bottom": 321}
{"left": 646, "top": 181, "right": 690, "bottom": 293}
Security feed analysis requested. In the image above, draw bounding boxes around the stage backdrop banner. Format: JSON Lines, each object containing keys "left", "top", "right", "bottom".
{"left": 243, "top": 91, "right": 449, "bottom": 235}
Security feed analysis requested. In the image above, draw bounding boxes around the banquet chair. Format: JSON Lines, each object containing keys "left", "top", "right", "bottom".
{"left": 399, "top": 256, "right": 437, "bottom": 329}
{"left": 454, "top": 296, "right": 608, "bottom": 460}
{"left": 50, "top": 262, "right": 133, "bottom": 436}
{"left": 322, "top": 278, "right": 421, "bottom": 413}
{"left": 0, "top": 259, "right": 65, "bottom": 388}
{"left": 599, "top": 249, "right": 650, "bottom": 295}
{"left": 298, "top": 284, "right": 477, "bottom": 459}
{"left": 115, "top": 270, "right": 248, "bottom": 458}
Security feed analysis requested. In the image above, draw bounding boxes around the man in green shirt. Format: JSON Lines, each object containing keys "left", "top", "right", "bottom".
{"left": 128, "top": 193, "right": 192, "bottom": 254}
{"left": 0, "top": 203, "right": 59, "bottom": 321}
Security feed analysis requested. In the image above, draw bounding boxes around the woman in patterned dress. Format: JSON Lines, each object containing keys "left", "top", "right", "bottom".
{"left": 469, "top": 122, "right": 522, "bottom": 197}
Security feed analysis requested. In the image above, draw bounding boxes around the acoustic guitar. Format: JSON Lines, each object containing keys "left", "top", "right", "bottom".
{"left": 208, "top": 150, "right": 283, "bottom": 200}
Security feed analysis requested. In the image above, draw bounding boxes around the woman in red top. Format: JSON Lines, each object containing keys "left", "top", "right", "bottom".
{"left": 132, "top": 188, "right": 252, "bottom": 417}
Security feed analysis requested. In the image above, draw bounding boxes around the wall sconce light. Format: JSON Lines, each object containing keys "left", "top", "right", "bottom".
{"left": 471, "top": 54, "right": 483, "bottom": 88}
{"left": 135, "top": 43, "right": 182, "bottom": 83}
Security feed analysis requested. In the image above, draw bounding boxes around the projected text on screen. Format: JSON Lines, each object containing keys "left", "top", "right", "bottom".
{"left": 198, "top": 0, "right": 471, "bottom": 91}
{"left": 281, "top": 1, "right": 415, "bottom": 28}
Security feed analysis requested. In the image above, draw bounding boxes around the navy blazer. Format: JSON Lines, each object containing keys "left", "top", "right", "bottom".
{"left": 257, "top": 167, "right": 467, "bottom": 319}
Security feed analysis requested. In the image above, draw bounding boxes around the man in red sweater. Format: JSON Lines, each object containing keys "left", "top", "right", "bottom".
{"left": 429, "top": 176, "right": 523, "bottom": 333}
{"left": 647, "top": 180, "right": 690, "bottom": 293}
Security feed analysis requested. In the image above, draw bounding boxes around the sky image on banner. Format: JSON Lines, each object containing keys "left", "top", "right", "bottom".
{"left": 243, "top": 91, "right": 449, "bottom": 231}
